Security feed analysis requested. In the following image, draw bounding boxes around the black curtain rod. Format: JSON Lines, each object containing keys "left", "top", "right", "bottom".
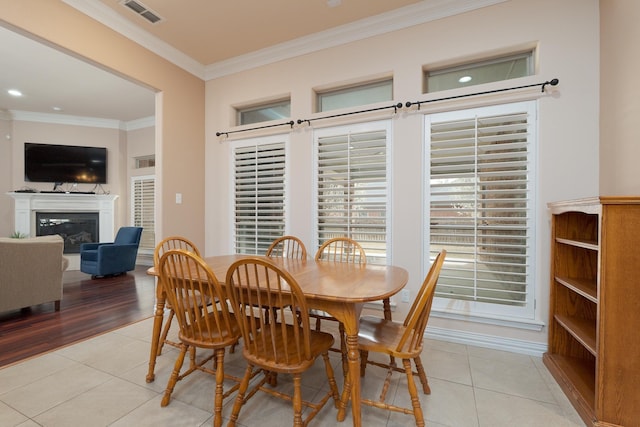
{"left": 405, "top": 78, "right": 559, "bottom": 109}
{"left": 296, "top": 102, "right": 404, "bottom": 126}
{"left": 216, "top": 79, "right": 558, "bottom": 137}
{"left": 216, "top": 120, "right": 295, "bottom": 137}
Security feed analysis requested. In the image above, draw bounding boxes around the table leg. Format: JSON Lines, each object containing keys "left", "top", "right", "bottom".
{"left": 335, "top": 305, "right": 362, "bottom": 427}
{"left": 146, "top": 280, "right": 165, "bottom": 383}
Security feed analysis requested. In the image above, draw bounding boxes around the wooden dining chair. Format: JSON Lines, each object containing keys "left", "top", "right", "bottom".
{"left": 312, "top": 237, "right": 372, "bottom": 374}
{"left": 264, "top": 235, "right": 308, "bottom": 328}
{"left": 225, "top": 257, "right": 340, "bottom": 427}
{"left": 265, "top": 235, "right": 307, "bottom": 259}
{"left": 346, "top": 250, "right": 446, "bottom": 427}
{"left": 157, "top": 249, "right": 242, "bottom": 427}
{"left": 153, "top": 236, "right": 202, "bottom": 356}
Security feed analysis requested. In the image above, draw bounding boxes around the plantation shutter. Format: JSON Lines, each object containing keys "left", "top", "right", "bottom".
{"left": 316, "top": 127, "right": 388, "bottom": 264}
{"left": 234, "top": 142, "right": 286, "bottom": 254}
{"left": 132, "top": 175, "right": 155, "bottom": 250}
{"left": 428, "top": 101, "right": 535, "bottom": 313}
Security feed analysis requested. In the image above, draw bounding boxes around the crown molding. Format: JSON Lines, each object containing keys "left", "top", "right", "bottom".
{"left": 9, "top": 110, "right": 154, "bottom": 130}
{"left": 125, "top": 116, "right": 155, "bottom": 130}
{"left": 205, "top": 0, "right": 507, "bottom": 80}
{"left": 62, "top": 0, "right": 206, "bottom": 79}
{"left": 64, "top": 0, "right": 507, "bottom": 81}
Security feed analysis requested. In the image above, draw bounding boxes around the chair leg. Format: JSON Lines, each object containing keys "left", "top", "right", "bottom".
{"left": 292, "top": 373, "right": 303, "bottom": 427}
{"left": 338, "top": 368, "right": 352, "bottom": 422}
{"left": 359, "top": 350, "right": 369, "bottom": 377}
{"left": 413, "top": 355, "right": 430, "bottom": 394}
{"left": 213, "top": 348, "right": 225, "bottom": 427}
{"left": 161, "top": 344, "right": 188, "bottom": 407}
{"left": 339, "top": 323, "right": 348, "bottom": 377}
{"left": 403, "top": 358, "right": 425, "bottom": 427}
{"left": 228, "top": 363, "right": 254, "bottom": 426}
{"left": 157, "top": 309, "right": 174, "bottom": 356}
{"left": 322, "top": 352, "right": 340, "bottom": 407}
{"left": 379, "top": 360, "right": 395, "bottom": 402}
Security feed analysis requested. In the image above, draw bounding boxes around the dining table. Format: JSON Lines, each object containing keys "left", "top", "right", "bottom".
{"left": 146, "top": 254, "right": 408, "bottom": 427}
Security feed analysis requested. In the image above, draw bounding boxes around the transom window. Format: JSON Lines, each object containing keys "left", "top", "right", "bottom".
{"left": 425, "top": 51, "right": 534, "bottom": 93}
{"left": 426, "top": 101, "right": 537, "bottom": 320}
{"left": 317, "top": 79, "right": 393, "bottom": 112}
{"left": 236, "top": 99, "right": 291, "bottom": 126}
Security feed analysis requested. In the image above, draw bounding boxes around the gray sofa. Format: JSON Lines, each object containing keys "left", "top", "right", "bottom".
{"left": 0, "top": 235, "right": 69, "bottom": 312}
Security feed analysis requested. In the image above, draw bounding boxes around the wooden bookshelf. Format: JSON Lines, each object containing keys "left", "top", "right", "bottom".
{"left": 544, "top": 197, "right": 640, "bottom": 427}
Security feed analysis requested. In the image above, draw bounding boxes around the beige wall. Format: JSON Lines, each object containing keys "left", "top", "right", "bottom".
{"left": 0, "top": 114, "right": 12, "bottom": 237}
{"left": 0, "top": 0, "right": 205, "bottom": 248}
{"left": 600, "top": 0, "right": 640, "bottom": 194}
{"left": 11, "top": 120, "right": 124, "bottom": 193}
{"left": 205, "top": 0, "right": 601, "bottom": 350}
{"left": 3, "top": 119, "right": 155, "bottom": 232}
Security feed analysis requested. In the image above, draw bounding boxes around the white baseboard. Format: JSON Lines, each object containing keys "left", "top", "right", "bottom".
{"left": 425, "top": 325, "right": 547, "bottom": 357}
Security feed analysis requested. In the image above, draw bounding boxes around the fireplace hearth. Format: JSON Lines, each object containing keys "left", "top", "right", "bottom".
{"left": 36, "top": 212, "right": 99, "bottom": 254}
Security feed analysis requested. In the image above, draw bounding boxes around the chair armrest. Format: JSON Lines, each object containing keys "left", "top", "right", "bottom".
{"left": 80, "top": 242, "right": 109, "bottom": 251}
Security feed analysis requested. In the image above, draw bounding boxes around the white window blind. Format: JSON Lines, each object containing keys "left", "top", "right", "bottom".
{"left": 316, "top": 123, "right": 390, "bottom": 264}
{"left": 131, "top": 175, "right": 155, "bottom": 251}
{"left": 427, "top": 101, "right": 536, "bottom": 318}
{"left": 234, "top": 141, "right": 286, "bottom": 255}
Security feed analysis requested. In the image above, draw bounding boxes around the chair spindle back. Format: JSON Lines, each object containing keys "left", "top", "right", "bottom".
{"left": 158, "top": 249, "right": 236, "bottom": 347}
{"left": 315, "top": 237, "right": 366, "bottom": 265}
{"left": 226, "top": 257, "right": 313, "bottom": 364}
{"left": 266, "top": 235, "right": 307, "bottom": 259}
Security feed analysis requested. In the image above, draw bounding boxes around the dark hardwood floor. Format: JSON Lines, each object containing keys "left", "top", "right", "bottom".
{"left": 0, "top": 266, "right": 156, "bottom": 368}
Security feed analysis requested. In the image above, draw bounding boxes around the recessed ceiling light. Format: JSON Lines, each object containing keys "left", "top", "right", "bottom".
{"left": 8, "top": 89, "right": 23, "bottom": 97}
{"left": 327, "top": 0, "right": 342, "bottom": 7}
{"left": 458, "top": 76, "right": 472, "bottom": 83}
{"left": 52, "top": 106, "right": 63, "bottom": 111}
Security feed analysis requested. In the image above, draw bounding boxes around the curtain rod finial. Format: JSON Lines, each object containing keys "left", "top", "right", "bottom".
{"left": 541, "top": 78, "right": 559, "bottom": 92}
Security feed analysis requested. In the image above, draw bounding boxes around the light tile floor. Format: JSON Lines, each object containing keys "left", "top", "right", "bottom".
{"left": 0, "top": 316, "right": 586, "bottom": 426}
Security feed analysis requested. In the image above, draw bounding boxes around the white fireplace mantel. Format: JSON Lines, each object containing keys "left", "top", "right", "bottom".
{"left": 8, "top": 192, "right": 119, "bottom": 242}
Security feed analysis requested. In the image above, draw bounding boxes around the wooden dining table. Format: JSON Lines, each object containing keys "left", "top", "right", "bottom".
{"left": 146, "top": 254, "right": 408, "bottom": 427}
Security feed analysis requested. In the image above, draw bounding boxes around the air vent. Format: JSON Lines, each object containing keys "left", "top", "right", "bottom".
{"left": 121, "top": 0, "right": 163, "bottom": 24}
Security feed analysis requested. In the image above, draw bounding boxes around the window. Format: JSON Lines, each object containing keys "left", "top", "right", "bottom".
{"left": 315, "top": 121, "right": 391, "bottom": 264}
{"left": 425, "top": 51, "right": 534, "bottom": 93}
{"left": 317, "top": 79, "right": 393, "bottom": 112}
{"left": 426, "top": 101, "right": 537, "bottom": 320}
{"left": 233, "top": 136, "right": 287, "bottom": 254}
{"left": 236, "top": 99, "right": 291, "bottom": 126}
{"left": 134, "top": 155, "right": 155, "bottom": 169}
{"left": 131, "top": 175, "right": 155, "bottom": 251}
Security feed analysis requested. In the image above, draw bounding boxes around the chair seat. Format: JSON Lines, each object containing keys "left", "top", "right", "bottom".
{"left": 358, "top": 315, "right": 421, "bottom": 359}
{"left": 179, "top": 311, "right": 242, "bottom": 348}
{"left": 243, "top": 326, "right": 334, "bottom": 373}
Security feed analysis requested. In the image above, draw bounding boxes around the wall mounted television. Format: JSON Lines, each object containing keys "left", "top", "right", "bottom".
{"left": 24, "top": 142, "right": 107, "bottom": 184}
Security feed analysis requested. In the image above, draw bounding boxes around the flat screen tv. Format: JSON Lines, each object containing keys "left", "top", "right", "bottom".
{"left": 24, "top": 143, "right": 107, "bottom": 184}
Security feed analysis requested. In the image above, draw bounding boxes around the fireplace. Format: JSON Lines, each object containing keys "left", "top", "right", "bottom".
{"left": 8, "top": 193, "right": 119, "bottom": 269}
{"left": 36, "top": 212, "right": 99, "bottom": 254}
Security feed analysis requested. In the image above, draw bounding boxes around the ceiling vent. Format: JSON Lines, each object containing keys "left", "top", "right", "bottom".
{"left": 121, "top": 0, "right": 163, "bottom": 24}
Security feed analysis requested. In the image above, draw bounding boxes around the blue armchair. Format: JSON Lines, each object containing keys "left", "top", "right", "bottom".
{"left": 80, "top": 226, "right": 143, "bottom": 278}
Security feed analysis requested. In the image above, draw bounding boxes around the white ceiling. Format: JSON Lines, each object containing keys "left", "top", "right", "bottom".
{"left": 0, "top": 0, "right": 502, "bottom": 122}
{"left": 0, "top": 25, "right": 156, "bottom": 122}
